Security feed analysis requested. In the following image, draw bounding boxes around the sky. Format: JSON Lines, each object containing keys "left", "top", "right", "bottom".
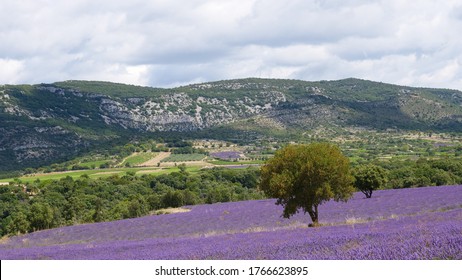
{"left": 1, "top": 0, "right": 462, "bottom": 90}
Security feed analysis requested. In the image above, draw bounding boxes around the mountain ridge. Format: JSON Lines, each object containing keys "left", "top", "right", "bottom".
{"left": 1, "top": 77, "right": 462, "bottom": 171}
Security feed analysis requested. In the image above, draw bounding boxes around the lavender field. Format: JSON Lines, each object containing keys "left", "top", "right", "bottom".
{"left": 1, "top": 185, "right": 462, "bottom": 260}
{"left": 210, "top": 151, "right": 242, "bottom": 160}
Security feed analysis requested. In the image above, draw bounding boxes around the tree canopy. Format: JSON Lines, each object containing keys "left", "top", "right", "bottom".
{"left": 259, "top": 143, "right": 354, "bottom": 226}
{"left": 352, "top": 164, "right": 388, "bottom": 198}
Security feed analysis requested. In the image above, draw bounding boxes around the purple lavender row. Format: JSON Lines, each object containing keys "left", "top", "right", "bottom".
{"left": 3, "top": 185, "right": 460, "bottom": 248}
{"left": 1, "top": 209, "right": 461, "bottom": 259}
{"left": 210, "top": 151, "right": 242, "bottom": 159}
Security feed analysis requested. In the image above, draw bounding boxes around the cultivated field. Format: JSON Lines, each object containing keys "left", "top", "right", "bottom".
{"left": 1, "top": 185, "right": 461, "bottom": 260}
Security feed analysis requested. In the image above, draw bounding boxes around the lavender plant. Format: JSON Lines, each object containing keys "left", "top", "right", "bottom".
{"left": 210, "top": 151, "right": 242, "bottom": 160}
{"left": 1, "top": 185, "right": 462, "bottom": 260}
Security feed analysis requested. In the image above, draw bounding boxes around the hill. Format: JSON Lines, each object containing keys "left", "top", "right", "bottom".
{"left": 1, "top": 185, "right": 461, "bottom": 259}
{"left": 1, "top": 78, "right": 462, "bottom": 171}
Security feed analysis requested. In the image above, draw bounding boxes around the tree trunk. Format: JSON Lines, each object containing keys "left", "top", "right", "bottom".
{"left": 366, "top": 191, "right": 372, "bottom": 198}
{"left": 361, "top": 189, "right": 373, "bottom": 198}
{"left": 307, "top": 204, "right": 319, "bottom": 227}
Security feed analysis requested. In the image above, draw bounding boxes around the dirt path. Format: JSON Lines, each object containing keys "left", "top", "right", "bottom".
{"left": 137, "top": 152, "right": 171, "bottom": 166}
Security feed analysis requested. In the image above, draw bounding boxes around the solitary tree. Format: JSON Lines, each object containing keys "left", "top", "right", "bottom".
{"left": 352, "top": 164, "right": 387, "bottom": 198}
{"left": 259, "top": 143, "right": 354, "bottom": 226}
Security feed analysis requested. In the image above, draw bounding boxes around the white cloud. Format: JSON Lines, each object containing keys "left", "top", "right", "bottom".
{"left": 0, "top": 59, "right": 25, "bottom": 84}
{"left": 1, "top": 0, "right": 462, "bottom": 90}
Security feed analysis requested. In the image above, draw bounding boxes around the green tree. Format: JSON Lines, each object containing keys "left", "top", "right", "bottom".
{"left": 28, "top": 202, "right": 54, "bottom": 231}
{"left": 5, "top": 211, "right": 30, "bottom": 235}
{"left": 161, "top": 190, "right": 185, "bottom": 208}
{"left": 259, "top": 143, "right": 354, "bottom": 226}
{"left": 127, "top": 195, "right": 149, "bottom": 218}
{"left": 178, "top": 163, "right": 187, "bottom": 174}
{"left": 352, "top": 164, "right": 388, "bottom": 198}
{"left": 92, "top": 198, "right": 104, "bottom": 222}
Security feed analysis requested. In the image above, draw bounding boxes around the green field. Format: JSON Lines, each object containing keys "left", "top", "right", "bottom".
{"left": 78, "top": 159, "right": 112, "bottom": 168}
{"left": 0, "top": 166, "right": 203, "bottom": 184}
{"left": 0, "top": 151, "right": 263, "bottom": 184}
{"left": 161, "top": 153, "right": 207, "bottom": 162}
{"left": 122, "top": 152, "right": 158, "bottom": 166}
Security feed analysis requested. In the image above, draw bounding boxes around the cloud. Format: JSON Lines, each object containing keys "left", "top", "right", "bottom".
{"left": 237, "top": 0, "right": 392, "bottom": 46}
{"left": 1, "top": 0, "right": 462, "bottom": 90}
{"left": 0, "top": 59, "right": 24, "bottom": 84}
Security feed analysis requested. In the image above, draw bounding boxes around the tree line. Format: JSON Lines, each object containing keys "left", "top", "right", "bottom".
{"left": 0, "top": 168, "right": 262, "bottom": 237}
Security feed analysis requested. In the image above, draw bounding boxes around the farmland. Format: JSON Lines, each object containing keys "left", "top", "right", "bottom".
{"left": 2, "top": 129, "right": 462, "bottom": 186}
{"left": 1, "top": 185, "right": 461, "bottom": 260}
{"left": 121, "top": 152, "right": 158, "bottom": 166}
{"left": 0, "top": 165, "right": 199, "bottom": 184}
{"left": 161, "top": 153, "right": 207, "bottom": 163}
